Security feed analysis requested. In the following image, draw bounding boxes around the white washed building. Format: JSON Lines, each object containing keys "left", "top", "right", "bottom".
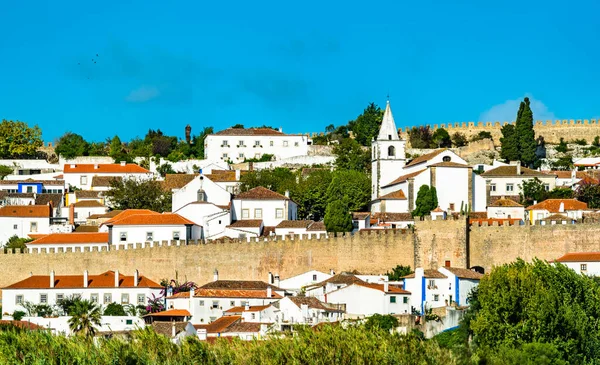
{"left": 27, "top": 232, "right": 109, "bottom": 253}
{"left": 232, "top": 186, "right": 297, "bottom": 227}
{"left": 325, "top": 281, "right": 411, "bottom": 317}
{"left": 105, "top": 212, "right": 202, "bottom": 245}
{"left": 63, "top": 162, "right": 152, "bottom": 190}
{"left": 555, "top": 252, "right": 600, "bottom": 276}
{"left": 0, "top": 205, "right": 52, "bottom": 244}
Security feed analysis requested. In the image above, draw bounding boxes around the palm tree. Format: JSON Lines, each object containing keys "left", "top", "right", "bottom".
{"left": 67, "top": 299, "right": 102, "bottom": 338}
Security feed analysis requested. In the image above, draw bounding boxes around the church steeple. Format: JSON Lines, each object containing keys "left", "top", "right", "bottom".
{"left": 376, "top": 101, "right": 399, "bottom": 141}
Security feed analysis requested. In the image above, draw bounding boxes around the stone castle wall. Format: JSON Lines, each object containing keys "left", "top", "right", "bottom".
{"left": 399, "top": 119, "right": 600, "bottom": 145}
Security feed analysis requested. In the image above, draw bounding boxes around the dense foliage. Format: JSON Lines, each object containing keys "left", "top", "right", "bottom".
{"left": 323, "top": 200, "right": 353, "bottom": 233}
{"left": 0, "top": 120, "right": 43, "bottom": 158}
{"left": 500, "top": 97, "right": 539, "bottom": 167}
{"left": 104, "top": 178, "right": 172, "bottom": 212}
{"left": 519, "top": 177, "right": 574, "bottom": 206}
{"left": 3, "top": 235, "right": 33, "bottom": 250}
{"left": 332, "top": 138, "right": 370, "bottom": 172}
{"left": 575, "top": 180, "right": 600, "bottom": 209}
{"left": 412, "top": 185, "right": 438, "bottom": 217}
{"left": 385, "top": 265, "right": 412, "bottom": 280}
{"left": 0, "top": 165, "right": 13, "bottom": 180}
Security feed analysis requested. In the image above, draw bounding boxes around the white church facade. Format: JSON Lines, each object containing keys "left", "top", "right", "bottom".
{"left": 370, "top": 101, "right": 486, "bottom": 215}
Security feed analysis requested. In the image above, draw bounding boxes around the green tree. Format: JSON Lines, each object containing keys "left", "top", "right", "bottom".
{"left": 55, "top": 132, "right": 88, "bottom": 159}
{"left": 519, "top": 178, "right": 549, "bottom": 206}
{"left": 326, "top": 170, "right": 371, "bottom": 212}
{"left": 515, "top": 97, "right": 539, "bottom": 168}
{"left": 294, "top": 169, "right": 333, "bottom": 220}
{"left": 575, "top": 181, "right": 600, "bottom": 209}
{"left": 555, "top": 137, "right": 569, "bottom": 153}
{"left": 469, "top": 259, "right": 600, "bottom": 363}
{"left": 408, "top": 126, "right": 433, "bottom": 149}
{"left": 190, "top": 127, "right": 214, "bottom": 159}
{"left": 109, "top": 135, "right": 122, "bottom": 158}
{"left": 324, "top": 200, "right": 353, "bottom": 233}
{"left": 332, "top": 138, "right": 370, "bottom": 172}
{"left": 412, "top": 185, "right": 438, "bottom": 217}
{"left": 431, "top": 128, "right": 451, "bottom": 148}
{"left": 68, "top": 299, "right": 102, "bottom": 338}
{"left": 103, "top": 303, "right": 126, "bottom": 316}
{"left": 451, "top": 132, "right": 468, "bottom": 147}
{"left": 144, "top": 129, "right": 177, "bottom": 157}
{"left": 239, "top": 168, "right": 297, "bottom": 194}
{"left": 548, "top": 188, "right": 574, "bottom": 199}
{"left": 500, "top": 124, "right": 519, "bottom": 161}
{"left": 4, "top": 235, "right": 33, "bottom": 251}
{"left": 231, "top": 124, "right": 244, "bottom": 129}
{"left": 593, "top": 136, "right": 600, "bottom": 147}
{"left": 0, "top": 120, "right": 43, "bottom": 158}
{"left": 87, "top": 141, "right": 108, "bottom": 156}
{"left": 364, "top": 314, "right": 399, "bottom": 332}
{"left": 385, "top": 265, "right": 412, "bottom": 280}
{"left": 347, "top": 102, "right": 384, "bottom": 146}
{"left": 157, "top": 162, "right": 176, "bottom": 177}
{"left": 471, "top": 131, "right": 493, "bottom": 142}
{"left": 12, "top": 311, "right": 25, "bottom": 321}
{"left": 551, "top": 154, "right": 573, "bottom": 170}
{"left": 0, "top": 165, "right": 13, "bottom": 180}
{"left": 104, "top": 178, "right": 172, "bottom": 212}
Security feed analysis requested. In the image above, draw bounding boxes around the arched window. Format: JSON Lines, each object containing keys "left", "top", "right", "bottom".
{"left": 388, "top": 146, "right": 395, "bottom": 157}
{"left": 442, "top": 156, "right": 451, "bottom": 162}
{"left": 197, "top": 189, "right": 206, "bottom": 202}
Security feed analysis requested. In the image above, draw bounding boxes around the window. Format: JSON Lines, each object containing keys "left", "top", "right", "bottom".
{"left": 126, "top": 319, "right": 133, "bottom": 325}
{"left": 490, "top": 184, "right": 496, "bottom": 192}
{"left": 312, "top": 274, "right": 317, "bottom": 281}
{"left": 294, "top": 142, "right": 299, "bottom": 147}
{"left": 197, "top": 189, "right": 206, "bottom": 202}
{"left": 30, "top": 222, "right": 37, "bottom": 233}
{"left": 230, "top": 301, "right": 235, "bottom": 306}
{"left": 73, "top": 212, "right": 79, "bottom": 219}
{"left": 270, "top": 141, "right": 274, "bottom": 146}
{"left": 121, "top": 294, "right": 129, "bottom": 304}
{"left": 390, "top": 296, "right": 397, "bottom": 303}
{"left": 138, "top": 294, "right": 145, "bottom": 305}
{"left": 56, "top": 294, "right": 64, "bottom": 302}
{"left": 544, "top": 184, "right": 550, "bottom": 191}
{"left": 120, "top": 232, "right": 127, "bottom": 242}
{"left": 173, "top": 231, "right": 180, "bottom": 240}
{"left": 581, "top": 264, "right": 588, "bottom": 271}
{"left": 537, "top": 213, "right": 544, "bottom": 220}
{"left": 209, "top": 317, "right": 216, "bottom": 322}
{"left": 442, "top": 156, "right": 451, "bottom": 162}
{"left": 433, "top": 294, "right": 439, "bottom": 301}
{"left": 506, "top": 183, "right": 514, "bottom": 192}
{"left": 254, "top": 208, "right": 262, "bottom": 219}
{"left": 26, "top": 186, "right": 33, "bottom": 193}
{"left": 239, "top": 153, "right": 244, "bottom": 159}
{"left": 222, "top": 153, "right": 228, "bottom": 159}
{"left": 242, "top": 209, "right": 250, "bottom": 219}
{"left": 40, "top": 294, "right": 48, "bottom": 304}
{"left": 283, "top": 141, "right": 288, "bottom": 147}
{"left": 240, "top": 301, "right": 247, "bottom": 307}
{"left": 403, "top": 297, "right": 408, "bottom": 304}
{"left": 13, "top": 225, "right": 17, "bottom": 230}
{"left": 276, "top": 208, "right": 283, "bottom": 219}
{"left": 254, "top": 140, "right": 260, "bottom": 146}
{"left": 104, "top": 293, "right": 112, "bottom": 304}
{"left": 15, "top": 295, "right": 23, "bottom": 305}
{"left": 251, "top": 313, "right": 256, "bottom": 320}
{"left": 388, "top": 146, "right": 395, "bottom": 157}
{"left": 80, "top": 176, "right": 88, "bottom": 185}
{"left": 146, "top": 232, "right": 153, "bottom": 242}
{"left": 199, "top": 300, "right": 205, "bottom": 306}
{"left": 238, "top": 140, "right": 245, "bottom": 147}
{"left": 211, "top": 301, "right": 219, "bottom": 309}
{"left": 222, "top": 140, "right": 229, "bottom": 147}
{"left": 90, "top": 294, "right": 99, "bottom": 303}
{"left": 226, "top": 186, "right": 234, "bottom": 193}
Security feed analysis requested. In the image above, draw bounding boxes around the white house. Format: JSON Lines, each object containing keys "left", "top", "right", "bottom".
{"left": 174, "top": 202, "right": 230, "bottom": 241}
{"left": 232, "top": 186, "right": 297, "bottom": 227}
{"left": 2, "top": 270, "right": 162, "bottom": 318}
{"left": 105, "top": 212, "right": 202, "bottom": 246}
{"left": 525, "top": 199, "right": 591, "bottom": 224}
{"left": 0, "top": 179, "right": 65, "bottom": 194}
{"left": 277, "top": 296, "right": 344, "bottom": 325}
{"left": 171, "top": 174, "right": 232, "bottom": 212}
{"left": 370, "top": 212, "right": 414, "bottom": 229}
{"left": 304, "top": 272, "right": 367, "bottom": 302}
{"left": 72, "top": 200, "right": 108, "bottom": 225}
{"left": 555, "top": 252, "right": 600, "bottom": 276}
{"left": 325, "top": 281, "right": 411, "bottom": 317}
{"left": 274, "top": 220, "right": 327, "bottom": 238}
{"left": 552, "top": 170, "right": 591, "bottom": 189}
{"left": 278, "top": 270, "right": 333, "bottom": 293}
{"left": 574, "top": 157, "right": 600, "bottom": 170}
{"left": 223, "top": 303, "right": 279, "bottom": 323}
{"left": 203, "top": 170, "right": 246, "bottom": 195}
{"left": 403, "top": 267, "right": 483, "bottom": 313}
{"left": 486, "top": 198, "right": 525, "bottom": 220}
{"left": 20, "top": 315, "right": 145, "bottom": 337}
{"left": 481, "top": 163, "right": 557, "bottom": 200}
{"left": 63, "top": 162, "right": 152, "bottom": 190}
{"left": 27, "top": 232, "right": 109, "bottom": 253}
{"left": 204, "top": 127, "right": 310, "bottom": 164}
{"left": 0, "top": 205, "right": 52, "bottom": 244}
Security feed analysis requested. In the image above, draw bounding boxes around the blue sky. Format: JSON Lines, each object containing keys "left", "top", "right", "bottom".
{"left": 1, "top": 1, "right": 599, "bottom": 143}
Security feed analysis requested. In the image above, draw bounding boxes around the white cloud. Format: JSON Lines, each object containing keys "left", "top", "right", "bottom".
{"left": 125, "top": 85, "right": 160, "bottom": 103}
{"left": 478, "top": 95, "right": 556, "bottom": 122}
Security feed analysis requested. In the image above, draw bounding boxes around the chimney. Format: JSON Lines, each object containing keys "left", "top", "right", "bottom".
{"left": 189, "top": 288, "right": 194, "bottom": 299}
{"left": 50, "top": 270, "right": 55, "bottom": 288}
{"left": 249, "top": 162, "right": 254, "bottom": 171}
{"left": 120, "top": 161, "right": 126, "bottom": 166}
{"left": 235, "top": 169, "right": 241, "bottom": 181}
{"left": 83, "top": 270, "right": 88, "bottom": 288}
{"left": 284, "top": 190, "right": 290, "bottom": 198}
{"left": 268, "top": 272, "right": 273, "bottom": 284}
{"left": 516, "top": 161, "right": 521, "bottom": 176}
{"left": 197, "top": 328, "right": 207, "bottom": 341}
{"left": 172, "top": 321, "right": 176, "bottom": 338}
{"left": 267, "top": 286, "right": 272, "bottom": 298}
{"left": 383, "top": 277, "right": 389, "bottom": 293}
{"left": 301, "top": 304, "right": 309, "bottom": 319}
{"left": 134, "top": 269, "right": 139, "bottom": 287}
{"left": 69, "top": 204, "right": 75, "bottom": 225}
{"left": 94, "top": 164, "right": 99, "bottom": 169}
{"left": 330, "top": 269, "right": 335, "bottom": 275}
{"left": 213, "top": 269, "right": 219, "bottom": 282}
{"left": 278, "top": 127, "right": 283, "bottom": 133}
{"left": 274, "top": 274, "right": 280, "bottom": 288}
{"left": 245, "top": 302, "right": 250, "bottom": 311}
{"left": 559, "top": 202, "right": 565, "bottom": 213}
{"left": 70, "top": 164, "right": 76, "bottom": 168}
{"left": 571, "top": 169, "right": 576, "bottom": 181}
{"left": 114, "top": 270, "right": 119, "bottom": 287}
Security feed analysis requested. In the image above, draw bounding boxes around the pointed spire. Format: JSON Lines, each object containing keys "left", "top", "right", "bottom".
{"left": 377, "top": 100, "right": 399, "bottom": 141}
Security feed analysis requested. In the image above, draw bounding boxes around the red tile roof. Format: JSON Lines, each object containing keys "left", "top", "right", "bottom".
{"left": 224, "top": 305, "right": 271, "bottom": 313}
{"left": 402, "top": 270, "right": 447, "bottom": 279}
{"left": 5, "top": 270, "right": 161, "bottom": 289}
{"left": 481, "top": 165, "right": 553, "bottom": 177}
{"left": 200, "top": 280, "right": 282, "bottom": 291}
{"left": 381, "top": 169, "right": 427, "bottom": 188}
{"left": 162, "top": 174, "right": 198, "bottom": 190}
{"left": 228, "top": 220, "right": 263, "bottom": 228}
{"left": 378, "top": 190, "right": 407, "bottom": 200}
{"left": 307, "top": 221, "right": 326, "bottom": 232}
{"left": 194, "top": 316, "right": 241, "bottom": 333}
{"left": 275, "top": 220, "right": 313, "bottom": 229}
{"left": 102, "top": 210, "right": 160, "bottom": 225}
{"left": 552, "top": 171, "right": 590, "bottom": 179}
{"left": 428, "top": 161, "right": 470, "bottom": 168}
{"left": 489, "top": 198, "right": 523, "bottom": 207}
{"left": 371, "top": 212, "right": 413, "bottom": 222}
{"left": 354, "top": 282, "right": 411, "bottom": 294}
{"left": 556, "top": 252, "right": 600, "bottom": 262}
{"left": 0, "top": 320, "right": 45, "bottom": 330}
{"left": 234, "top": 186, "right": 290, "bottom": 200}
{"left": 526, "top": 199, "right": 588, "bottom": 212}
{"left": 222, "top": 322, "right": 265, "bottom": 333}
{"left": 64, "top": 163, "right": 150, "bottom": 174}
{"left": 91, "top": 176, "right": 122, "bottom": 187}
{"left": 145, "top": 309, "right": 191, "bottom": 317}
{"left": 442, "top": 267, "right": 484, "bottom": 280}
{"left": 73, "top": 200, "right": 105, "bottom": 208}
{"left": 0, "top": 205, "right": 51, "bottom": 218}
{"left": 204, "top": 170, "right": 247, "bottom": 182}
{"left": 431, "top": 207, "right": 444, "bottom": 213}
{"left": 108, "top": 213, "right": 195, "bottom": 226}
{"left": 192, "top": 288, "right": 282, "bottom": 299}
{"left": 287, "top": 296, "right": 344, "bottom": 312}
{"left": 28, "top": 232, "right": 108, "bottom": 245}
{"left": 405, "top": 149, "right": 447, "bottom": 167}
{"left": 214, "top": 128, "right": 285, "bottom": 136}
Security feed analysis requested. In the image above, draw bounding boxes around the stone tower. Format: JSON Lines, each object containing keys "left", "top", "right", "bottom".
{"left": 371, "top": 101, "right": 406, "bottom": 200}
{"left": 185, "top": 124, "right": 192, "bottom": 144}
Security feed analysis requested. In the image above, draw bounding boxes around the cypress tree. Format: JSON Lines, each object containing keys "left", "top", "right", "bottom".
{"left": 515, "top": 97, "right": 538, "bottom": 168}
{"left": 499, "top": 124, "right": 519, "bottom": 162}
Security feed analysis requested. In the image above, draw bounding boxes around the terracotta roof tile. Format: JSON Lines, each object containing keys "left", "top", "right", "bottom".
{"left": 481, "top": 165, "right": 554, "bottom": 177}
{"left": 371, "top": 212, "right": 413, "bottom": 222}
{"left": 526, "top": 199, "right": 588, "bottom": 212}
{"left": 352, "top": 212, "right": 371, "bottom": 220}
{"left": 74, "top": 225, "right": 99, "bottom": 232}
{"left": 0, "top": 179, "right": 64, "bottom": 186}
{"left": 64, "top": 163, "right": 150, "bottom": 174}
{"left": 378, "top": 190, "right": 407, "bottom": 200}
{"left": 224, "top": 305, "right": 271, "bottom": 313}
{"left": 29, "top": 232, "right": 108, "bottom": 245}
{"left": 307, "top": 221, "right": 326, "bottom": 232}
{"left": 108, "top": 213, "right": 195, "bottom": 226}
{"left": 405, "top": 149, "right": 447, "bottom": 167}
{"left": 0, "top": 205, "right": 51, "bottom": 218}
{"left": 76, "top": 190, "right": 102, "bottom": 199}
{"left": 402, "top": 269, "right": 447, "bottom": 279}
{"left": 152, "top": 322, "right": 189, "bottom": 337}
{"left": 228, "top": 220, "right": 263, "bottom": 228}
{"left": 214, "top": 128, "right": 285, "bottom": 136}
{"left": 306, "top": 272, "right": 365, "bottom": 290}
{"left": 101, "top": 210, "right": 160, "bottom": 225}
{"left": 234, "top": 186, "right": 289, "bottom": 200}
{"left": 443, "top": 267, "right": 484, "bottom": 280}
{"left": 91, "top": 176, "right": 122, "bottom": 187}
{"left": 5, "top": 270, "right": 161, "bottom": 289}
{"left": 73, "top": 200, "right": 105, "bottom": 208}
{"left": 544, "top": 213, "right": 572, "bottom": 221}
{"left": 489, "top": 198, "right": 523, "bottom": 207}
{"left": 428, "top": 161, "right": 470, "bottom": 168}
{"left": 145, "top": 309, "right": 191, "bottom": 317}
{"left": 431, "top": 207, "right": 444, "bottom": 212}
{"left": 204, "top": 170, "right": 247, "bottom": 183}
{"left": 556, "top": 252, "right": 600, "bottom": 262}
{"left": 551, "top": 171, "right": 590, "bottom": 179}
{"left": 0, "top": 320, "right": 45, "bottom": 330}
{"left": 288, "top": 296, "right": 344, "bottom": 312}
{"left": 35, "top": 194, "right": 62, "bottom": 206}
{"left": 354, "top": 282, "right": 411, "bottom": 294}
{"left": 222, "top": 322, "right": 264, "bottom": 333}
{"left": 275, "top": 220, "right": 313, "bottom": 229}
{"left": 162, "top": 174, "right": 198, "bottom": 190}
{"left": 194, "top": 316, "right": 241, "bottom": 333}
{"left": 192, "top": 288, "right": 282, "bottom": 299}
{"left": 200, "top": 280, "right": 281, "bottom": 291}
{"left": 381, "top": 169, "right": 427, "bottom": 188}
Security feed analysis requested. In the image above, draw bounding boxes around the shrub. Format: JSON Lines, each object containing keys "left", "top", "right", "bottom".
{"left": 12, "top": 311, "right": 25, "bottom": 321}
